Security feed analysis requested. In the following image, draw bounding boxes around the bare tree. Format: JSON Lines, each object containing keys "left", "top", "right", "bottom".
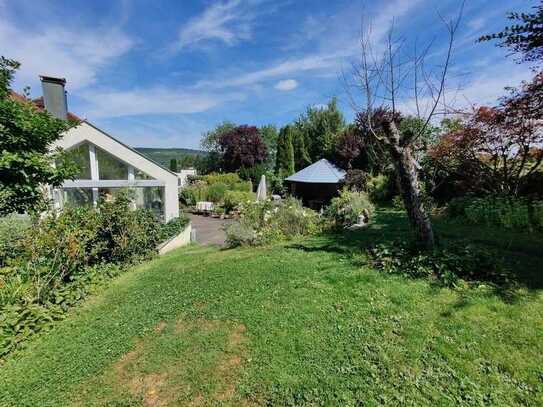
{"left": 348, "top": 4, "right": 464, "bottom": 249}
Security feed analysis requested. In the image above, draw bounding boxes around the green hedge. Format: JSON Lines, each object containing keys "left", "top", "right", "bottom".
{"left": 447, "top": 196, "right": 543, "bottom": 231}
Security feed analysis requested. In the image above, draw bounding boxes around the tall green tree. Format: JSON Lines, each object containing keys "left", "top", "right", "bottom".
{"left": 295, "top": 97, "right": 345, "bottom": 162}
{"left": 169, "top": 158, "right": 178, "bottom": 172}
{"left": 0, "top": 57, "right": 74, "bottom": 215}
{"left": 291, "top": 126, "right": 311, "bottom": 171}
{"left": 275, "top": 125, "right": 295, "bottom": 177}
{"left": 199, "top": 121, "right": 236, "bottom": 173}
{"left": 259, "top": 124, "right": 278, "bottom": 170}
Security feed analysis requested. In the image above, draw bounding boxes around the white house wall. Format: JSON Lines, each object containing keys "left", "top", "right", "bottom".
{"left": 53, "top": 121, "right": 180, "bottom": 221}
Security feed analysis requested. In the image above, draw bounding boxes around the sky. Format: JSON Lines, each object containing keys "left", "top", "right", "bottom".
{"left": 0, "top": 0, "right": 536, "bottom": 149}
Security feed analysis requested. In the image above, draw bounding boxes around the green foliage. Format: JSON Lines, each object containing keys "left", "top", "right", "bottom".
{"left": 343, "top": 169, "right": 368, "bottom": 191}
{"left": 225, "top": 198, "right": 321, "bottom": 246}
{"left": 260, "top": 124, "right": 278, "bottom": 169}
{"left": 0, "top": 214, "right": 30, "bottom": 267}
{"left": 200, "top": 121, "right": 236, "bottom": 153}
{"left": 367, "top": 174, "right": 393, "bottom": 202}
{"left": 157, "top": 215, "right": 190, "bottom": 242}
{"left": 295, "top": 97, "right": 345, "bottom": 161}
{"left": 169, "top": 158, "right": 178, "bottom": 172}
{"left": 223, "top": 190, "right": 255, "bottom": 213}
{"left": 448, "top": 196, "right": 543, "bottom": 231}
{"left": 179, "top": 173, "right": 252, "bottom": 206}
{"left": 238, "top": 163, "right": 267, "bottom": 185}
{"left": 206, "top": 182, "right": 228, "bottom": 203}
{"left": 1, "top": 210, "right": 543, "bottom": 405}
{"left": 0, "top": 192, "right": 167, "bottom": 357}
{"left": 291, "top": 125, "right": 311, "bottom": 171}
{"left": 275, "top": 125, "right": 295, "bottom": 177}
{"left": 326, "top": 189, "right": 375, "bottom": 228}
{"left": 0, "top": 57, "right": 75, "bottom": 215}
{"left": 368, "top": 241, "right": 511, "bottom": 287}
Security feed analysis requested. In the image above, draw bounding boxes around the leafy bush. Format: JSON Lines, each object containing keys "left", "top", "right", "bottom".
{"left": 223, "top": 190, "right": 255, "bottom": 213}
{"left": 179, "top": 173, "right": 252, "bottom": 206}
{"left": 180, "top": 182, "right": 208, "bottom": 206}
{"left": 157, "top": 214, "right": 190, "bottom": 243}
{"left": 367, "top": 241, "right": 511, "bottom": 287}
{"left": 344, "top": 169, "right": 368, "bottom": 191}
{"left": 0, "top": 214, "right": 30, "bottom": 267}
{"left": 326, "top": 189, "right": 375, "bottom": 228}
{"left": 0, "top": 192, "right": 169, "bottom": 359}
{"left": 447, "top": 196, "right": 543, "bottom": 231}
{"left": 224, "top": 221, "right": 258, "bottom": 247}
{"left": 206, "top": 182, "right": 228, "bottom": 203}
{"left": 225, "top": 198, "right": 321, "bottom": 247}
{"left": 366, "top": 174, "right": 393, "bottom": 202}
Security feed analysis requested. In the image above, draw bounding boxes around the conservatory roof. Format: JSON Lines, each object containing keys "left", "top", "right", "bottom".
{"left": 285, "top": 159, "right": 346, "bottom": 184}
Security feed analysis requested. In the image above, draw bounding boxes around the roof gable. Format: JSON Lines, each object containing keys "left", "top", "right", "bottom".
{"left": 285, "top": 159, "right": 346, "bottom": 184}
{"left": 53, "top": 121, "right": 178, "bottom": 182}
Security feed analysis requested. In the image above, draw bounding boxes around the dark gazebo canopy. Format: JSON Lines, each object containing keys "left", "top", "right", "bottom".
{"left": 285, "top": 159, "right": 346, "bottom": 208}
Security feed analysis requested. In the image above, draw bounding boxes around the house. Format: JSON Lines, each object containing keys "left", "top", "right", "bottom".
{"left": 285, "top": 158, "right": 346, "bottom": 209}
{"left": 176, "top": 168, "right": 197, "bottom": 188}
{"left": 12, "top": 76, "right": 180, "bottom": 221}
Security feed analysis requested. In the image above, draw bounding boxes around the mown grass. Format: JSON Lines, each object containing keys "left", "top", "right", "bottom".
{"left": 1, "top": 210, "right": 542, "bottom": 405}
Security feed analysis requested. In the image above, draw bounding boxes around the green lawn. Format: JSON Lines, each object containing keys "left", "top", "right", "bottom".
{"left": 1, "top": 211, "right": 542, "bottom": 405}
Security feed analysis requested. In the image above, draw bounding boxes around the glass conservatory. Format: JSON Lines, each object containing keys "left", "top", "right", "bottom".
{"left": 51, "top": 121, "right": 180, "bottom": 221}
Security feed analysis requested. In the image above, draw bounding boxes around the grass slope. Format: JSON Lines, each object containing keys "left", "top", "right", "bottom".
{"left": 135, "top": 147, "right": 206, "bottom": 167}
{"left": 1, "top": 211, "right": 542, "bottom": 405}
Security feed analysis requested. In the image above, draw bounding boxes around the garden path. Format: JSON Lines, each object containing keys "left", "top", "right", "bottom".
{"left": 188, "top": 214, "right": 231, "bottom": 246}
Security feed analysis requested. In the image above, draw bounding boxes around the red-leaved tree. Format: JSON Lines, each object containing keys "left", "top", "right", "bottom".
{"left": 429, "top": 73, "right": 543, "bottom": 196}
{"left": 218, "top": 125, "right": 268, "bottom": 172}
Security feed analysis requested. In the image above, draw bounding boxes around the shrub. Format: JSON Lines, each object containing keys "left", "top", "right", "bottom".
{"left": 367, "top": 241, "right": 511, "bottom": 287}
{"left": 223, "top": 190, "right": 255, "bottom": 213}
{"left": 206, "top": 182, "right": 228, "bottom": 203}
{"left": 344, "top": 169, "right": 368, "bottom": 191}
{"left": 0, "top": 192, "right": 166, "bottom": 359}
{"left": 447, "top": 196, "right": 543, "bottom": 231}
{"left": 201, "top": 172, "right": 242, "bottom": 186}
{"left": 224, "top": 221, "right": 258, "bottom": 247}
{"left": 326, "top": 189, "right": 375, "bottom": 228}
{"left": 180, "top": 182, "right": 208, "bottom": 206}
{"left": 226, "top": 198, "right": 321, "bottom": 247}
{"left": 367, "top": 174, "right": 393, "bottom": 202}
{"left": 180, "top": 173, "right": 252, "bottom": 206}
{"left": 0, "top": 214, "right": 31, "bottom": 267}
{"left": 157, "top": 214, "right": 190, "bottom": 243}
{"left": 94, "top": 193, "right": 161, "bottom": 264}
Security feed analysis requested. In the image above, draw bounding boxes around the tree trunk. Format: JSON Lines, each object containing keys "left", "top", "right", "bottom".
{"left": 384, "top": 121, "right": 435, "bottom": 249}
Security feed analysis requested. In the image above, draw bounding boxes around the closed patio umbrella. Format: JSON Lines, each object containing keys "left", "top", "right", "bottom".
{"left": 256, "top": 175, "right": 267, "bottom": 201}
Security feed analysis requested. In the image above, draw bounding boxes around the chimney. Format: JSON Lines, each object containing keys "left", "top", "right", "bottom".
{"left": 40, "top": 76, "right": 68, "bottom": 120}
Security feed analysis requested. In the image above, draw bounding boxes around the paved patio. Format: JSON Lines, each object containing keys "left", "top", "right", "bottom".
{"left": 188, "top": 214, "right": 231, "bottom": 246}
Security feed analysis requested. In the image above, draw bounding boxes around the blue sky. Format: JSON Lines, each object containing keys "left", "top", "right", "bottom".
{"left": 0, "top": 0, "right": 535, "bottom": 149}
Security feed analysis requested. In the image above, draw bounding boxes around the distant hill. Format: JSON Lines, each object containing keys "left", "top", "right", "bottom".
{"left": 135, "top": 147, "right": 206, "bottom": 167}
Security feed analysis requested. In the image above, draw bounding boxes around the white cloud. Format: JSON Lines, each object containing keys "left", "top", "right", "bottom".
{"left": 175, "top": 0, "right": 254, "bottom": 50}
{"left": 0, "top": 16, "right": 133, "bottom": 90}
{"left": 467, "top": 17, "right": 486, "bottom": 31}
{"left": 80, "top": 87, "right": 246, "bottom": 118}
{"left": 274, "top": 79, "right": 298, "bottom": 91}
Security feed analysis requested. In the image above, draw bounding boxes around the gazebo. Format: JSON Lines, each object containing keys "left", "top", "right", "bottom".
{"left": 285, "top": 159, "right": 346, "bottom": 209}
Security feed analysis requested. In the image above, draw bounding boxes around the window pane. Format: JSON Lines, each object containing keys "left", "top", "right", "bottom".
{"left": 63, "top": 188, "right": 93, "bottom": 207}
{"left": 134, "top": 168, "right": 154, "bottom": 180}
{"left": 65, "top": 143, "right": 91, "bottom": 179}
{"left": 134, "top": 187, "right": 164, "bottom": 218}
{"left": 97, "top": 147, "right": 128, "bottom": 180}
{"left": 98, "top": 187, "right": 127, "bottom": 202}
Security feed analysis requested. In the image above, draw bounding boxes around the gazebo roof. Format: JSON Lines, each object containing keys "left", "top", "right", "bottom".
{"left": 285, "top": 159, "right": 346, "bottom": 184}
